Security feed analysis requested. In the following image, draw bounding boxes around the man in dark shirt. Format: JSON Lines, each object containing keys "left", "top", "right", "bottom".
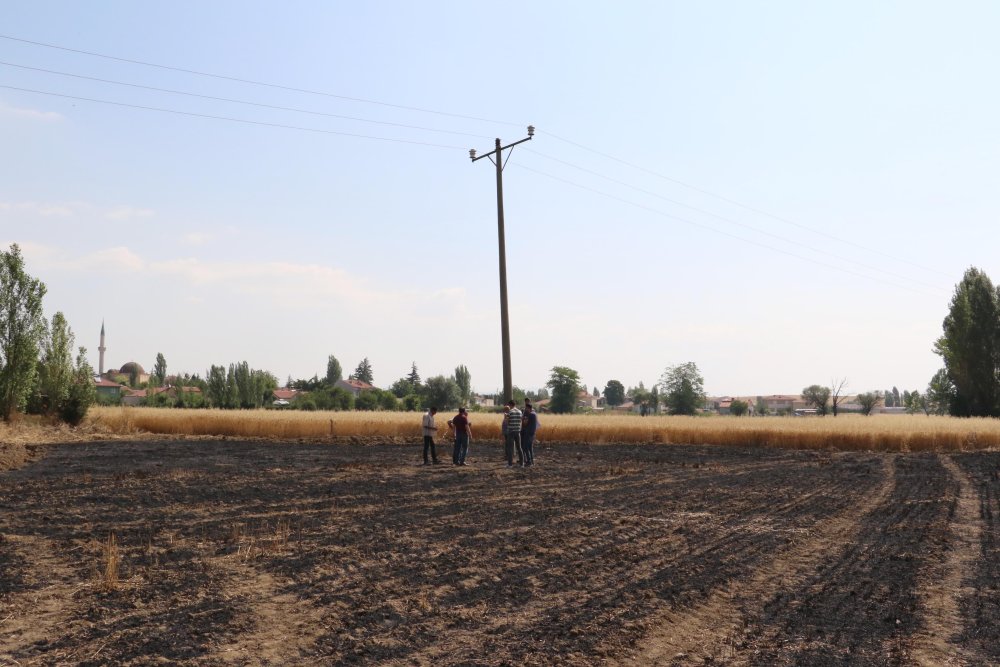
{"left": 448, "top": 407, "right": 472, "bottom": 466}
{"left": 521, "top": 403, "right": 539, "bottom": 466}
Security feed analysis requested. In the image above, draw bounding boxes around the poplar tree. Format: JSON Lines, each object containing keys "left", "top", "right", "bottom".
{"left": 0, "top": 244, "right": 47, "bottom": 420}
{"left": 934, "top": 267, "right": 1000, "bottom": 416}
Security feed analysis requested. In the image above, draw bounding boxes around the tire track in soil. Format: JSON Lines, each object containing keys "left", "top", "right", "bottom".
{"left": 0, "top": 533, "right": 88, "bottom": 666}
{"left": 206, "top": 557, "right": 328, "bottom": 665}
{"left": 907, "top": 455, "right": 983, "bottom": 666}
{"left": 620, "top": 456, "right": 893, "bottom": 666}
{"left": 737, "top": 454, "right": 953, "bottom": 666}
{"left": 953, "top": 452, "right": 1000, "bottom": 662}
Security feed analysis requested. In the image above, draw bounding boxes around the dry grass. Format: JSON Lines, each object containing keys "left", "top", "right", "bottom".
{"left": 81, "top": 406, "right": 1000, "bottom": 452}
{"left": 101, "top": 532, "right": 120, "bottom": 593}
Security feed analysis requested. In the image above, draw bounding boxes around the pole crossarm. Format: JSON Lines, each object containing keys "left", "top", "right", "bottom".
{"left": 470, "top": 135, "right": 533, "bottom": 164}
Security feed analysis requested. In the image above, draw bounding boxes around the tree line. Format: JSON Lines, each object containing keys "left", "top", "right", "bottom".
{"left": 0, "top": 245, "right": 95, "bottom": 424}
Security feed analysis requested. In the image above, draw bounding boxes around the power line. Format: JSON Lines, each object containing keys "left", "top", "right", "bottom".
{"left": 0, "top": 33, "right": 524, "bottom": 128}
{"left": 0, "top": 61, "right": 493, "bottom": 140}
{"left": 0, "top": 33, "right": 951, "bottom": 282}
{"left": 523, "top": 147, "right": 946, "bottom": 292}
{"left": 513, "top": 162, "right": 943, "bottom": 296}
{"left": 539, "top": 129, "right": 950, "bottom": 278}
{"left": 0, "top": 85, "right": 467, "bottom": 149}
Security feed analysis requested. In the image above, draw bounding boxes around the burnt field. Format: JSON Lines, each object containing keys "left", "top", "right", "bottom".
{"left": 0, "top": 439, "right": 998, "bottom": 666}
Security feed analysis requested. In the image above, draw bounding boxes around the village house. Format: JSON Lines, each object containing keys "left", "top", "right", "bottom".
{"left": 335, "top": 378, "right": 376, "bottom": 397}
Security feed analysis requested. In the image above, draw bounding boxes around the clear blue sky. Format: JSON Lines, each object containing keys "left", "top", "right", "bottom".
{"left": 2, "top": 2, "right": 998, "bottom": 397}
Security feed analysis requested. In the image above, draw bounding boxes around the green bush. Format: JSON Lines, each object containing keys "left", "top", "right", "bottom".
{"left": 294, "top": 395, "right": 317, "bottom": 411}
{"left": 355, "top": 391, "right": 379, "bottom": 411}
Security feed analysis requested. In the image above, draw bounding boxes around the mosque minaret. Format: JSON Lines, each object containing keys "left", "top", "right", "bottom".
{"left": 98, "top": 320, "right": 106, "bottom": 376}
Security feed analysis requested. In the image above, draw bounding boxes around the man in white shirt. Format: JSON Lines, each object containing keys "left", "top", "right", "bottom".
{"left": 422, "top": 407, "right": 440, "bottom": 465}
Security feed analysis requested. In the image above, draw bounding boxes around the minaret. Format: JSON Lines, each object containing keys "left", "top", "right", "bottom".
{"left": 98, "top": 320, "right": 106, "bottom": 376}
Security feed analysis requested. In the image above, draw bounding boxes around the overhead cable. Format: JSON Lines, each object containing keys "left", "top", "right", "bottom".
{"left": 514, "top": 162, "right": 944, "bottom": 296}
{"left": 538, "top": 130, "right": 950, "bottom": 278}
{"left": 0, "top": 33, "right": 524, "bottom": 127}
{"left": 0, "top": 61, "right": 494, "bottom": 140}
{"left": 523, "top": 147, "right": 945, "bottom": 292}
{"left": 0, "top": 85, "right": 467, "bottom": 149}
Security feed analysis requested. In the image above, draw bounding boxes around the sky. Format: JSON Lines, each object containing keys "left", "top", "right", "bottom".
{"left": 2, "top": 2, "right": 999, "bottom": 397}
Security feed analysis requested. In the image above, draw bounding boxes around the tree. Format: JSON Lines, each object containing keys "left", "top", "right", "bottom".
{"left": 206, "top": 365, "right": 228, "bottom": 408}
{"left": 402, "top": 393, "right": 423, "bottom": 411}
{"left": 37, "top": 312, "right": 74, "bottom": 416}
{"left": 377, "top": 389, "right": 399, "bottom": 411}
{"left": 593, "top": 386, "right": 600, "bottom": 397}
{"left": 406, "top": 362, "right": 421, "bottom": 391}
{"left": 884, "top": 388, "right": 895, "bottom": 408}
{"left": 325, "top": 355, "right": 342, "bottom": 385}
{"left": 0, "top": 244, "right": 47, "bottom": 420}
{"left": 454, "top": 365, "right": 471, "bottom": 405}
{"left": 153, "top": 352, "right": 167, "bottom": 385}
{"left": 856, "top": 391, "right": 882, "bottom": 416}
{"left": 631, "top": 386, "right": 651, "bottom": 415}
{"left": 547, "top": 366, "right": 581, "bottom": 414}
{"left": 926, "top": 368, "right": 954, "bottom": 416}
{"left": 755, "top": 397, "right": 770, "bottom": 416}
{"left": 603, "top": 380, "right": 626, "bottom": 407}
{"left": 422, "top": 375, "right": 461, "bottom": 410}
{"left": 830, "top": 378, "right": 848, "bottom": 417}
{"left": 61, "top": 347, "right": 96, "bottom": 425}
{"left": 389, "top": 377, "right": 414, "bottom": 399}
{"left": 730, "top": 399, "right": 749, "bottom": 416}
{"left": 355, "top": 390, "right": 379, "bottom": 411}
{"left": 802, "top": 384, "right": 831, "bottom": 416}
{"left": 352, "top": 357, "right": 374, "bottom": 385}
{"left": 232, "top": 361, "right": 254, "bottom": 408}
{"left": 659, "top": 362, "right": 706, "bottom": 416}
{"left": 935, "top": 267, "right": 1000, "bottom": 416}
{"left": 892, "top": 386, "right": 901, "bottom": 410}
{"left": 904, "top": 390, "right": 928, "bottom": 415}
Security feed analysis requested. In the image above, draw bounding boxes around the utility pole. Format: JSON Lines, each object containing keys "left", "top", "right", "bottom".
{"left": 470, "top": 125, "right": 534, "bottom": 404}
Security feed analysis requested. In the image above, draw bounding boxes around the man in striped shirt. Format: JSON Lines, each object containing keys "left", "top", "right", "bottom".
{"left": 504, "top": 400, "right": 524, "bottom": 467}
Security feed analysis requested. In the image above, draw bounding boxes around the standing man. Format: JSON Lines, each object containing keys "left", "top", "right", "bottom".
{"left": 521, "top": 402, "right": 539, "bottom": 466}
{"left": 504, "top": 400, "right": 524, "bottom": 467}
{"left": 422, "top": 406, "right": 440, "bottom": 465}
{"left": 448, "top": 407, "right": 472, "bottom": 466}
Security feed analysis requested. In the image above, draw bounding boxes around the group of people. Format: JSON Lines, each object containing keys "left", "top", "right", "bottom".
{"left": 420, "top": 399, "right": 540, "bottom": 467}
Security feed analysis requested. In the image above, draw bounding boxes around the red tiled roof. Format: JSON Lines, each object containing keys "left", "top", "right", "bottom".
{"left": 340, "top": 379, "right": 375, "bottom": 390}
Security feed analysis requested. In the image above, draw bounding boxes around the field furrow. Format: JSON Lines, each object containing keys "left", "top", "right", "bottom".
{"left": 740, "top": 454, "right": 953, "bottom": 666}
{"left": 954, "top": 451, "right": 1000, "bottom": 661}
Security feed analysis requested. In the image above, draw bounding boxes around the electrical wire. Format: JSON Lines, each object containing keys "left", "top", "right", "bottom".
{"left": 513, "top": 162, "right": 944, "bottom": 296}
{"left": 0, "top": 32, "right": 951, "bottom": 285}
{"left": 523, "top": 147, "right": 946, "bottom": 292}
{"left": 0, "top": 33, "right": 524, "bottom": 127}
{"left": 0, "top": 60, "right": 493, "bottom": 140}
{"left": 538, "top": 129, "right": 950, "bottom": 278}
{"left": 0, "top": 85, "right": 468, "bottom": 149}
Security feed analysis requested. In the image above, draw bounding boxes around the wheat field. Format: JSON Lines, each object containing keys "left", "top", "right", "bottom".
{"left": 83, "top": 407, "right": 1000, "bottom": 452}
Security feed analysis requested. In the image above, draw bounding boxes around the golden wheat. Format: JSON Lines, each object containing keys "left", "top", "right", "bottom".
{"left": 83, "top": 406, "right": 1000, "bottom": 452}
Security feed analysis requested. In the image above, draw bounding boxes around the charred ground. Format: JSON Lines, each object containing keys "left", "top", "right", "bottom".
{"left": 0, "top": 439, "right": 995, "bottom": 665}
